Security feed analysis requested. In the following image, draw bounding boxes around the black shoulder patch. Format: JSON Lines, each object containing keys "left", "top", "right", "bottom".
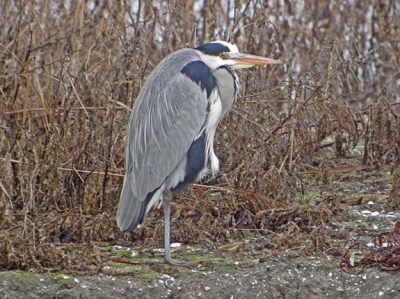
{"left": 181, "top": 60, "right": 216, "bottom": 98}
{"left": 173, "top": 133, "right": 206, "bottom": 190}
{"left": 195, "top": 43, "right": 230, "bottom": 55}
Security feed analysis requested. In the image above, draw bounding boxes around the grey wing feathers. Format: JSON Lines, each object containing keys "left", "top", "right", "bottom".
{"left": 117, "top": 173, "right": 145, "bottom": 231}
{"left": 117, "top": 49, "right": 209, "bottom": 232}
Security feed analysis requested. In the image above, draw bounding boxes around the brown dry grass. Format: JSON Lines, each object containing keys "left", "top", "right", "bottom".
{"left": 1, "top": 0, "right": 399, "bottom": 273}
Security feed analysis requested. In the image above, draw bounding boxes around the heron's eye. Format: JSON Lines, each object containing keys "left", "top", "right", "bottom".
{"left": 219, "top": 53, "right": 228, "bottom": 59}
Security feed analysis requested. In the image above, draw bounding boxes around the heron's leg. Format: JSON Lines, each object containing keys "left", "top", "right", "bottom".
{"left": 162, "top": 190, "right": 186, "bottom": 266}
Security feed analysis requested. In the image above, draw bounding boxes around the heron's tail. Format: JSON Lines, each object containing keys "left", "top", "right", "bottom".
{"left": 116, "top": 175, "right": 146, "bottom": 232}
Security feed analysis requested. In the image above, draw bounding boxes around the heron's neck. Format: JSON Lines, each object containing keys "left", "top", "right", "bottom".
{"left": 213, "top": 65, "right": 239, "bottom": 118}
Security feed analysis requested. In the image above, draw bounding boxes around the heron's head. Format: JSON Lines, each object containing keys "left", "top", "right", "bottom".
{"left": 195, "top": 41, "right": 280, "bottom": 70}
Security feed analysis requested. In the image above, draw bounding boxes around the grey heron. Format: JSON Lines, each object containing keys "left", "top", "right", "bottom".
{"left": 117, "top": 41, "right": 280, "bottom": 265}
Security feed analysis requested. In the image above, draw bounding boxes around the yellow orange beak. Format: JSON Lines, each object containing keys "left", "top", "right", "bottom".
{"left": 230, "top": 53, "right": 281, "bottom": 68}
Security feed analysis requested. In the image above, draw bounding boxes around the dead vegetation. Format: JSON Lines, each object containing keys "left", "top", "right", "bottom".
{"left": 341, "top": 221, "right": 400, "bottom": 273}
{"left": 1, "top": 0, "right": 399, "bottom": 273}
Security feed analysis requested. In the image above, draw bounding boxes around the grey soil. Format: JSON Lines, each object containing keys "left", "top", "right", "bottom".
{"left": 1, "top": 258, "right": 399, "bottom": 299}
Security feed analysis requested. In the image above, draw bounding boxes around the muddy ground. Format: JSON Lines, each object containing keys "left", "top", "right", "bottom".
{"left": 1, "top": 257, "right": 399, "bottom": 299}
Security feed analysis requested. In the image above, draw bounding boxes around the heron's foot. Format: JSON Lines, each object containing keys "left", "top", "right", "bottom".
{"left": 164, "top": 254, "right": 186, "bottom": 266}
{"left": 206, "top": 174, "right": 217, "bottom": 183}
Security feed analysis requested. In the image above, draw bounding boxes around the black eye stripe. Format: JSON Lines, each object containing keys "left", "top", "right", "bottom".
{"left": 195, "top": 43, "right": 230, "bottom": 56}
